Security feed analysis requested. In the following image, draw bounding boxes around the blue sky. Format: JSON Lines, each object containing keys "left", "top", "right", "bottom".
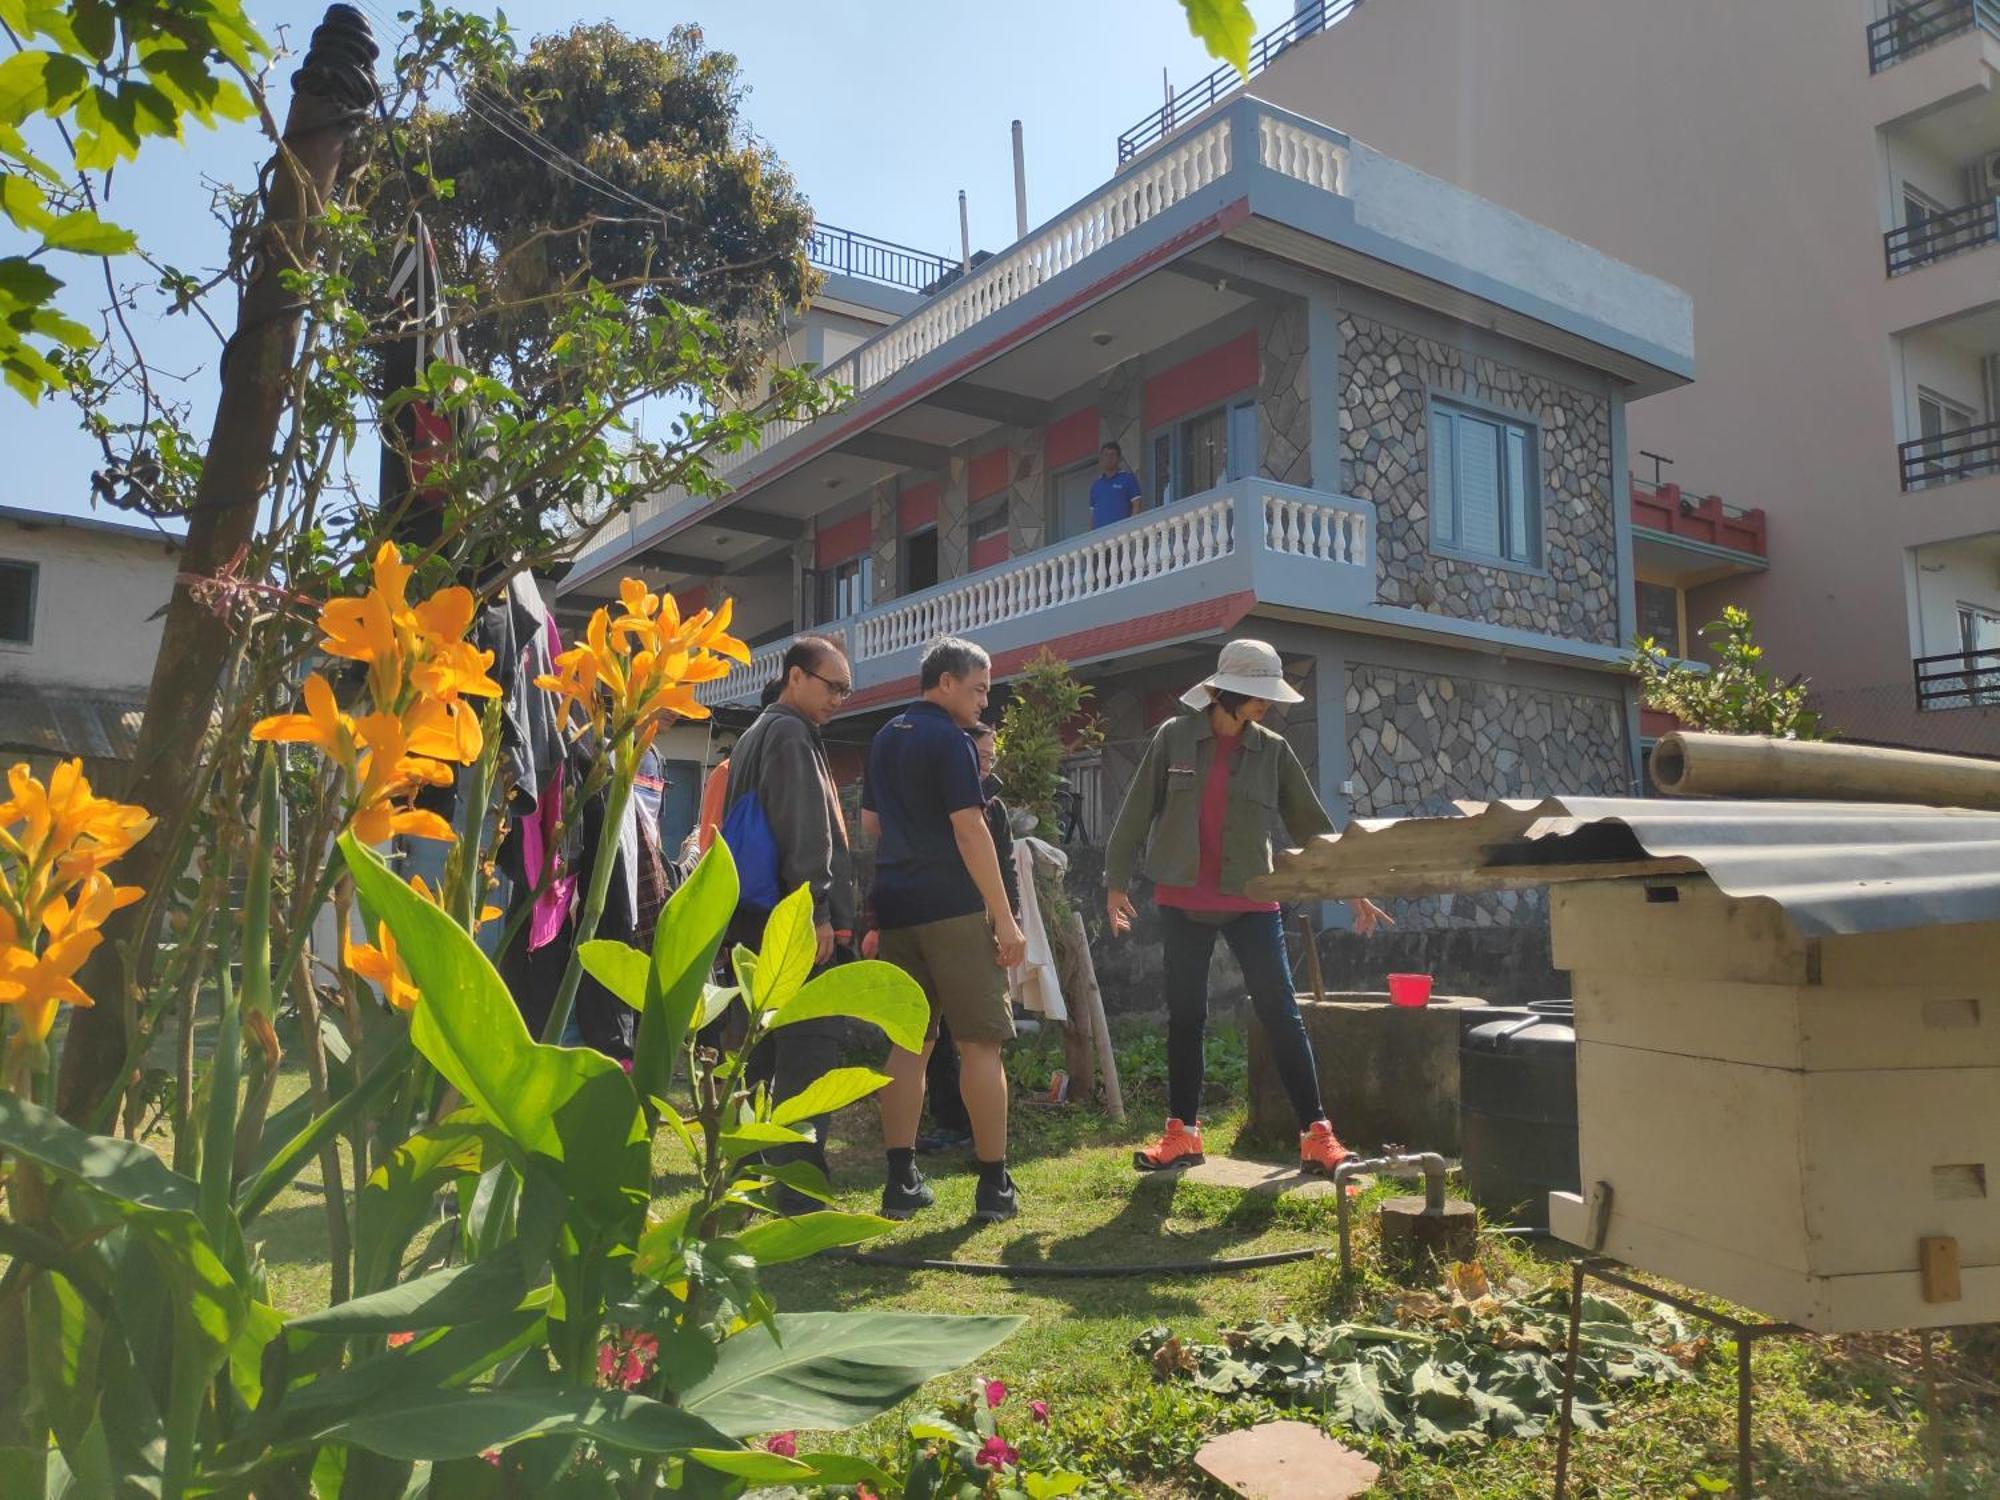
{"left": 12, "top": 0, "right": 1293, "bottom": 524}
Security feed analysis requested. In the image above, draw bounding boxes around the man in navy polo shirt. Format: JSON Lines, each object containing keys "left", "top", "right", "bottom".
{"left": 862, "top": 637, "right": 1028, "bottom": 1223}
{"left": 1089, "top": 440, "right": 1143, "bottom": 528}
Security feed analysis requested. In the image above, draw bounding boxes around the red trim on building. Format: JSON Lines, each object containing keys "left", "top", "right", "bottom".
{"left": 969, "top": 531, "right": 1010, "bottom": 572}
{"left": 1639, "top": 707, "right": 1681, "bottom": 741}
{"left": 1045, "top": 407, "right": 1101, "bottom": 470}
{"left": 898, "top": 481, "right": 940, "bottom": 533}
{"left": 840, "top": 591, "right": 1256, "bottom": 715}
{"left": 672, "top": 585, "right": 710, "bottom": 616}
{"left": 1143, "top": 330, "right": 1259, "bottom": 431}
{"left": 970, "top": 448, "right": 1011, "bottom": 502}
{"left": 1630, "top": 480, "right": 1767, "bottom": 559}
{"left": 814, "top": 512, "right": 873, "bottom": 569}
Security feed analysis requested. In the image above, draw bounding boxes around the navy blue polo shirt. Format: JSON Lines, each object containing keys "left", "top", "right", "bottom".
{"left": 1089, "top": 469, "right": 1143, "bottom": 528}
{"left": 863, "top": 701, "right": 987, "bottom": 929}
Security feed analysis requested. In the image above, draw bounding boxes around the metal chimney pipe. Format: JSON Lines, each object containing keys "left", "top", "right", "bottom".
{"left": 959, "top": 189, "right": 971, "bottom": 271}
{"left": 1011, "top": 119, "right": 1028, "bottom": 238}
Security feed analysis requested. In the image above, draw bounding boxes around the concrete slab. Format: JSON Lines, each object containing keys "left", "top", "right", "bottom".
{"left": 1178, "top": 1157, "right": 1372, "bottom": 1199}
{"left": 1195, "top": 1419, "right": 1381, "bottom": 1499}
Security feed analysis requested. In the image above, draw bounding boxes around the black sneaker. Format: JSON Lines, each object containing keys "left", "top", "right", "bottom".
{"left": 972, "top": 1172, "right": 1019, "bottom": 1224}
{"left": 915, "top": 1127, "right": 972, "bottom": 1155}
{"left": 880, "top": 1171, "right": 934, "bottom": 1221}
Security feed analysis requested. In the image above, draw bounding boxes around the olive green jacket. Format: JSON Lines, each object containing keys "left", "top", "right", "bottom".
{"left": 1103, "top": 712, "right": 1335, "bottom": 896}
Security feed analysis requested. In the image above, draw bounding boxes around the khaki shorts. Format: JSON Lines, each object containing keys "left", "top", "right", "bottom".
{"left": 877, "top": 911, "right": 1015, "bottom": 1046}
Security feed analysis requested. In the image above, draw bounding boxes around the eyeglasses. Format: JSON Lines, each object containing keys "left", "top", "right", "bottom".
{"left": 804, "top": 668, "right": 853, "bottom": 701}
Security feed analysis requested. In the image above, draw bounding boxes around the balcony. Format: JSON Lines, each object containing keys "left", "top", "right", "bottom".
{"left": 1868, "top": 0, "right": 2000, "bottom": 73}
{"left": 1915, "top": 645, "right": 2000, "bottom": 708}
{"left": 695, "top": 478, "right": 1373, "bottom": 709}
{"left": 807, "top": 223, "right": 956, "bottom": 296}
{"left": 1885, "top": 197, "right": 2000, "bottom": 274}
{"left": 1630, "top": 477, "right": 1768, "bottom": 589}
{"left": 1899, "top": 418, "right": 2000, "bottom": 488}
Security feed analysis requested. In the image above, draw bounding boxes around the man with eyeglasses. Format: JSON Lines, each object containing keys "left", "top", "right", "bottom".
{"left": 721, "top": 634, "right": 856, "bottom": 1210}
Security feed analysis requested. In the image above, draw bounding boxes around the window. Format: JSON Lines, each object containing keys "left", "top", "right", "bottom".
{"left": 1903, "top": 184, "right": 1945, "bottom": 231}
{"left": 0, "top": 559, "right": 34, "bottom": 646}
{"left": 1636, "top": 580, "right": 1682, "bottom": 658}
{"left": 1053, "top": 462, "right": 1096, "bottom": 540}
{"left": 1917, "top": 387, "right": 1979, "bottom": 482}
{"left": 817, "top": 554, "right": 872, "bottom": 621}
{"left": 1147, "top": 399, "right": 1257, "bottom": 506}
{"left": 903, "top": 527, "right": 939, "bottom": 592}
{"left": 1429, "top": 398, "right": 1541, "bottom": 566}
{"left": 1958, "top": 603, "right": 2000, "bottom": 705}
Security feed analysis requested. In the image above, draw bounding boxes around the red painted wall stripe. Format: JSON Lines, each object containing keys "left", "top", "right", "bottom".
{"left": 1045, "top": 407, "right": 1100, "bottom": 470}
{"left": 814, "top": 511, "right": 872, "bottom": 569}
{"left": 970, "top": 448, "right": 1011, "bottom": 502}
{"left": 1143, "top": 330, "right": 1258, "bottom": 431}
{"left": 970, "top": 530, "right": 1010, "bottom": 571}
{"left": 898, "top": 481, "right": 940, "bottom": 533}
{"left": 672, "top": 585, "right": 710, "bottom": 616}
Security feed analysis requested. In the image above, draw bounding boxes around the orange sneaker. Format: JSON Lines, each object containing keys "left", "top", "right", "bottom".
{"left": 1133, "top": 1118, "right": 1205, "bottom": 1172}
{"left": 1299, "top": 1119, "right": 1353, "bottom": 1176}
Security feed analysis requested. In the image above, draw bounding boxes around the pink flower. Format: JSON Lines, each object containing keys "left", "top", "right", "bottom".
{"left": 630, "top": 1331, "right": 659, "bottom": 1360}
{"left": 764, "top": 1432, "right": 798, "bottom": 1458}
{"left": 597, "top": 1341, "right": 619, "bottom": 1381}
{"left": 481, "top": 1449, "right": 501, "bottom": 1468}
{"left": 856, "top": 1488, "right": 879, "bottom": 1500}
{"left": 619, "top": 1352, "right": 648, "bottom": 1389}
{"left": 1030, "top": 1399, "right": 1050, "bottom": 1426}
{"left": 386, "top": 1330, "right": 415, "bottom": 1349}
{"left": 984, "top": 1378, "right": 1007, "bottom": 1409}
{"left": 975, "top": 1435, "right": 1019, "bottom": 1470}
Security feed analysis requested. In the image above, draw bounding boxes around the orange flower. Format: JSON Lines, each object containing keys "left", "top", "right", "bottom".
{"left": 348, "top": 713, "right": 456, "bottom": 847}
{"left": 538, "top": 580, "right": 748, "bottom": 750}
{"left": 345, "top": 919, "right": 419, "bottom": 1012}
{"left": 0, "top": 873, "right": 139, "bottom": 1043}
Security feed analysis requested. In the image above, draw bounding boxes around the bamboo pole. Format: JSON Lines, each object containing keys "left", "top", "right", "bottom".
{"left": 1650, "top": 732, "right": 2000, "bottom": 810}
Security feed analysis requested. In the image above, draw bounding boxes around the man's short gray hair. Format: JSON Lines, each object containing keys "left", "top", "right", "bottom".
{"left": 920, "top": 636, "right": 990, "bottom": 691}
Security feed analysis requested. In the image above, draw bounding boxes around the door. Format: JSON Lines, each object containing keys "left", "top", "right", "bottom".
{"left": 1054, "top": 463, "right": 1095, "bottom": 539}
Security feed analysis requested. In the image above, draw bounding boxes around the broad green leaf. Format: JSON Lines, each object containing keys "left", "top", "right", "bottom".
{"left": 0, "top": 49, "right": 88, "bottom": 124}
{"left": 278, "top": 1312, "right": 548, "bottom": 1442}
{"left": 751, "top": 884, "right": 817, "bottom": 1014}
{"left": 578, "top": 939, "right": 647, "bottom": 1010}
{"left": 355, "top": 1115, "right": 501, "bottom": 1296}
{"left": 1179, "top": 0, "right": 1255, "bottom": 74}
{"left": 41, "top": 208, "right": 135, "bottom": 255}
{"left": 717, "top": 1120, "right": 811, "bottom": 1159}
{"left": 227, "top": 1299, "right": 285, "bottom": 1412}
{"left": 635, "top": 839, "right": 737, "bottom": 1109}
{"left": 322, "top": 1389, "right": 734, "bottom": 1462}
{"left": 1024, "top": 1473, "right": 1088, "bottom": 1500}
{"left": 25, "top": 1272, "right": 97, "bottom": 1455}
{"left": 0, "top": 171, "right": 51, "bottom": 232}
{"left": 696, "top": 983, "right": 740, "bottom": 1030}
{"left": 0, "top": 1092, "right": 197, "bottom": 1212}
{"left": 1329, "top": 1359, "right": 1397, "bottom": 1435}
{"left": 341, "top": 835, "right": 647, "bottom": 1221}
{"left": 767, "top": 961, "right": 928, "bottom": 1053}
{"left": 733, "top": 1211, "right": 892, "bottom": 1266}
{"left": 236, "top": 1035, "right": 409, "bottom": 1225}
{"left": 798, "top": 1453, "right": 898, "bottom": 1489}
{"left": 748, "top": 1160, "right": 834, "bottom": 1204}
{"left": 770, "top": 1066, "right": 890, "bottom": 1126}
{"left": 288, "top": 1243, "right": 541, "bottom": 1335}
{"left": 683, "top": 1312, "right": 1023, "bottom": 1437}
{"left": 686, "top": 1449, "right": 813, "bottom": 1483}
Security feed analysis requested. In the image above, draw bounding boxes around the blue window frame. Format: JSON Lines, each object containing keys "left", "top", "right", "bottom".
{"left": 1428, "top": 398, "right": 1541, "bottom": 567}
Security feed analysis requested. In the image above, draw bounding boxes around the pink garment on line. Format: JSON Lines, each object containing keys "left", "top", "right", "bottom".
{"left": 526, "top": 612, "right": 574, "bottom": 950}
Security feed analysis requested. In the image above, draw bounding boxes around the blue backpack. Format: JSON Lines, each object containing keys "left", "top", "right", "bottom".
{"left": 717, "top": 787, "right": 784, "bottom": 916}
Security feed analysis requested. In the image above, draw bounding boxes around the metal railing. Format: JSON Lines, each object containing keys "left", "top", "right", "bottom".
{"left": 1867, "top": 0, "right": 2000, "bottom": 72}
{"left": 1117, "top": 0, "right": 1363, "bottom": 161}
{"left": 1884, "top": 198, "right": 2000, "bottom": 274}
{"left": 1897, "top": 418, "right": 2000, "bottom": 489}
{"left": 1914, "top": 646, "right": 2000, "bottom": 709}
{"left": 807, "top": 223, "right": 956, "bottom": 295}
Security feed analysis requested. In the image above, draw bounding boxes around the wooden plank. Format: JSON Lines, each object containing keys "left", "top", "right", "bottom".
{"left": 1818, "top": 923, "right": 2000, "bottom": 987}
{"left": 1921, "top": 1236, "right": 1962, "bottom": 1304}
{"left": 1554, "top": 879, "right": 1812, "bottom": 985}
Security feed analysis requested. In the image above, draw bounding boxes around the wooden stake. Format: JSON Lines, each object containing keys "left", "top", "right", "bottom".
{"left": 1063, "top": 909, "right": 1123, "bottom": 1121}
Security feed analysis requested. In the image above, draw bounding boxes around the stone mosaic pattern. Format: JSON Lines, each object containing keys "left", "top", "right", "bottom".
{"left": 1258, "top": 303, "right": 1312, "bottom": 488}
{"left": 1006, "top": 425, "right": 1048, "bottom": 557}
{"left": 869, "top": 482, "right": 898, "bottom": 604}
{"left": 1337, "top": 313, "right": 1619, "bottom": 646}
{"left": 1344, "top": 662, "right": 1630, "bottom": 928}
{"left": 938, "top": 454, "right": 969, "bottom": 580}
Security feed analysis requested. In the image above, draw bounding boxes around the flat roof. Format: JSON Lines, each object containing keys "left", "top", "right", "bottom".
{"left": 0, "top": 504, "right": 183, "bottom": 547}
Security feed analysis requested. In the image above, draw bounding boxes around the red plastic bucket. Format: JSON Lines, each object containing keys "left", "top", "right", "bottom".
{"left": 1387, "top": 973, "right": 1433, "bottom": 1008}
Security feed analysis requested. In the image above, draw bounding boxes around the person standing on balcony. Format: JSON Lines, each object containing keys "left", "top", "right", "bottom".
{"left": 1089, "top": 441, "right": 1144, "bottom": 528}
{"left": 863, "top": 638, "right": 1030, "bottom": 1223}
{"left": 721, "top": 637, "right": 856, "bottom": 1212}
{"left": 1103, "top": 639, "right": 1392, "bottom": 1177}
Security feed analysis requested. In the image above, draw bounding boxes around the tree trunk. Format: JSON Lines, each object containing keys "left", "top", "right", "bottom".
{"left": 56, "top": 8, "right": 379, "bottom": 1123}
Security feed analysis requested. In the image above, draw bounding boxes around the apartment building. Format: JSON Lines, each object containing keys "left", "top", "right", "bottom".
{"left": 1190, "top": 0, "right": 2000, "bottom": 752}
{"left": 563, "top": 94, "right": 1692, "bottom": 933}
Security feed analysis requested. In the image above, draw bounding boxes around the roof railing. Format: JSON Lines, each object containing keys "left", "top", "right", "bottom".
{"left": 807, "top": 222, "right": 957, "bottom": 295}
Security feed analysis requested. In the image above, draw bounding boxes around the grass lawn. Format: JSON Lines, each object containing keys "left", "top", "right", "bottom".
{"left": 207, "top": 1014, "right": 2000, "bottom": 1496}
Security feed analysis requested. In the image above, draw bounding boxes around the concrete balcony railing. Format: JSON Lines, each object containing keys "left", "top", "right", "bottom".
{"left": 1867, "top": 0, "right": 2000, "bottom": 72}
{"left": 697, "top": 479, "right": 1373, "bottom": 709}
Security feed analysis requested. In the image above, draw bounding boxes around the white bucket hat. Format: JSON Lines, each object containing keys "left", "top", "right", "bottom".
{"left": 1179, "top": 638, "right": 1304, "bottom": 710}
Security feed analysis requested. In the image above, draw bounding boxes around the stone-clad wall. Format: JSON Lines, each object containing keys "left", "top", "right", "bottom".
{"left": 1345, "top": 662, "right": 1628, "bottom": 928}
{"left": 1258, "top": 302, "right": 1311, "bottom": 488}
{"left": 1338, "top": 312, "right": 1619, "bottom": 647}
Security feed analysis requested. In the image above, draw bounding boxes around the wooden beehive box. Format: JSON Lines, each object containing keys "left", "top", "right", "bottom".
{"left": 1546, "top": 873, "right": 2000, "bottom": 1333}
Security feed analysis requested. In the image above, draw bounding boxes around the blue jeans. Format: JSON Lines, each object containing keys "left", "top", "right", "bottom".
{"left": 1160, "top": 906, "right": 1325, "bottom": 1130}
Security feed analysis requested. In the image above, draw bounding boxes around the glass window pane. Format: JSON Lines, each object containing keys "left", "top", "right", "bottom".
{"left": 1457, "top": 416, "right": 1503, "bottom": 555}
{"left": 0, "top": 561, "right": 32, "bottom": 644}
{"left": 1506, "top": 426, "right": 1534, "bottom": 562}
{"left": 1179, "top": 408, "right": 1227, "bottom": 497}
{"left": 1431, "top": 411, "right": 1456, "bottom": 544}
{"left": 1637, "top": 581, "right": 1681, "bottom": 657}
{"left": 1227, "top": 402, "right": 1258, "bottom": 482}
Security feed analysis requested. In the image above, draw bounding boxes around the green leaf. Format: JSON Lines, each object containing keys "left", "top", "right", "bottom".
{"left": 341, "top": 834, "right": 647, "bottom": 1221}
{"left": 0, "top": 50, "right": 88, "bottom": 124}
{"left": 578, "top": 939, "right": 647, "bottom": 1010}
{"left": 717, "top": 1120, "right": 811, "bottom": 1158}
{"left": 355, "top": 1115, "right": 502, "bottom": 1296}
{"left": 750, "top": 883, "right": 817, "bottom": 1015}
{"left": 1024, "top": 1473, "right": 1088, "bottom": 1500}
{"left": 1328, "top": 1359, "right": 1398, "bottom": 1435}
{"left": 685, "top": 1448, "right": 814, "bottom": 1482}
{"left": 288, "top": 1243, "right": 541, "bottom": 1335}
{"left": 767, "top": 961, "right": 929, "bottom": 1054}
{"left": 635, "top": 839, "right": 738, "bottom": 1110}
{"left": 236, "top": 1035, "right": 409, "bottom": 1225}
{"left": 0, "top": 1093, "right": 199, "bottom": 1212}
{"left": 1179, "top": 0, "right": 1255, "bottom": 75}
{"left": 40, "top": 208, "right": 135, "bottom": 256}
{"left": 769, "top": 1066, "right": 890, "bottom": 1127}
{"left": 321, "top": 1388, "right": 735, "bottom": 1462}
{"left": 733, "top": 1211, "right": 891, "bottom": 1267}
{"left": 0, "top": 171, "right": 51, "bottom": 232}
{"left": 682, "top": 1312, "right": 1023, "bottom": 1437}
{"left": 277, "top": 1311, "right": 548, "bottom": 1442}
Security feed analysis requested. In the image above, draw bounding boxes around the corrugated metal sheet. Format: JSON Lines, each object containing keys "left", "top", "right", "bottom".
{"left": 0, "top": 682, "right": 146, "bottom": 762}
{"left": 1254, "top": 796, "right": 2000, "bottom": 936}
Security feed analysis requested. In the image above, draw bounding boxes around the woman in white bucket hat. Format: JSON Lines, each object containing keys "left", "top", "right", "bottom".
{"left": 1103, "top": 639, "right": 1389, "bottom": 1175}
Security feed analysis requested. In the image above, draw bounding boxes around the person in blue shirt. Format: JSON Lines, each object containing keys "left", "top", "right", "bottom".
{"left": 1088, "top": 441, "right": 1144, "bottom": 528}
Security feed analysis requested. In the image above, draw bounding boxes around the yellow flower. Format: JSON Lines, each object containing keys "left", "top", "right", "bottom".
{"left": 251, "top": 672, "right": 357, "bottom": 769}
{"left": 0, "top": 759, "right": 155, "bottom": 899}
{"left": 538, "top": 581, "right": 748, "bottom": 751}
{"left": 345, "top": 920, "right": 419, "bottom": 1013}
{"left": 348, "top": 713, "right": 456, "bottom": 847}
{"left": 0, "top": 873, "right": 138, "bottom": 1043}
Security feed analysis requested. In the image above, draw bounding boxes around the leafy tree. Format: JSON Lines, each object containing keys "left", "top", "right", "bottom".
{"left": 1178, "top": 0, "right": 1256, "bottom": 73}
{"left": 1632, "top": 605, "right": 1831, "bottom": 740}
{"left": 993, "top": 650, "right": 1102, "bottom": 836}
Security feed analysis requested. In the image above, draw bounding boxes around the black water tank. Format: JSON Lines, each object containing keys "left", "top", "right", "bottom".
{"left": 1459, "top": 1000, "right": 1579, "bottom": 1230}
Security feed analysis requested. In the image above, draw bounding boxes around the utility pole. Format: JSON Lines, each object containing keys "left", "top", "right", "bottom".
{"left": 58, "top": 6, "right": 380, "bottom": 1121}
